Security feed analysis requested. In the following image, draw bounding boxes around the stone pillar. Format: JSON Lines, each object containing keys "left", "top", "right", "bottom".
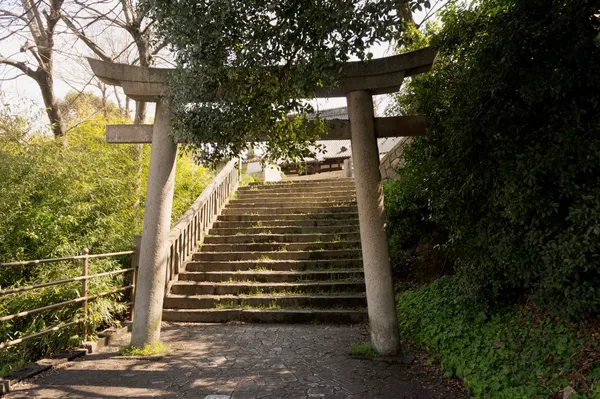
{"left": 347, "top": 90, "right": 400, "bottom": 355}
{"left": 131, "top": 97, "right": 177, "bottom": 347}
{"left": 344, "top": 158, "right": 353, "bottom": 178}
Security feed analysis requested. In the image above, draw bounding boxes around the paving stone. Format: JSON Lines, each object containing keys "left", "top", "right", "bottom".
{"left": 5, "top": 324, "right": 467, "bottom": 399}
{"left": 231, "top": 392, "right": 258, "bottom": 399}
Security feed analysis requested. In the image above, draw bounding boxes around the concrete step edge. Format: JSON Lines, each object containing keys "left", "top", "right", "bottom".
{"left": 194, "top": 248, "right": 362, "bottom": 255}
{"left": 179, "top": 269, "right": 364, "bottom": 276}
{"left": 165, "top": 293, "right": 366, "bottom": 299}
{"left": 235, "top": 193, "right": 356, "bottom": 200}
{"left": 171, "top": 280, "right": 364, "bottom": 287}
{"left": 248, "top": 178, "right": 355, "bottom": 186}
{"left": 240, "top": 183, "right": 355, "bottom": 190}
{"left": 161, "top": 308, "right": 368, "bottom": 323}
{"left": 200, "top": 240, "right": 361, "bottom": 248}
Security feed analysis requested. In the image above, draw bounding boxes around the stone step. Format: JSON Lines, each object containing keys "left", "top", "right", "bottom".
{"left": 199, "top": 240, "right": 360, "bottom": 253}
{"left": 240, "top": 180, "right": 355, "bottom": 191}
{"left": 217, "top": 212, "right": 358, "bottom": 222}
{"left": 230, "top": 197, "right": 356, "bottom": 206}
{"left": 163, "top": 294, "right": 367, "bottom": 309}
{"left": 170, "top": 280, "right": 365, "bottom": 295}
{"left": 162, "top": 308, "right": 368, "bottom": 323}
{"left": 163, "top": 177, "right": 367, "bottom": 326}
{"left": 185, "top": 259, "right": 363, "bottom": 272}
{"left": 221, "top": 206, "right": 358, "bottom": 216}
{"left": 228, "top": 199, "right": 356, "bottom": 208}
{"left": 236, "top": 190, "right": 355, "bottom": 200}
{"left": 237, "top": 186, "right": 355, "bottom": 195}
{"left": 210, "top": 227, "right": 359, "bottom": 236}
{"left": 209, "top": 225, "right": 360, "bottom": 235}
{"left": 204, "top": 232, "right": 360, "bottom": 244}
{"left": 248, "top": 178, "right": 355, "bottom": 186}
{"left": 212, "top": 219, "right": 358, "bottom": 229}
{"left": 178, "top": 269, "right": 364, "bottom": 283}
{"left": 193, "top": 249, "right": 362, "bottom": 262}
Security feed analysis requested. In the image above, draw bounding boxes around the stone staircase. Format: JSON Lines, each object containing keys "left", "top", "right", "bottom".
{"left": 162, "top": 178, "right": 367, "bottom": 323}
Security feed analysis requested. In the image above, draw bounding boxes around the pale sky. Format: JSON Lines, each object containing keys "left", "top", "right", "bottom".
{"left": 0, "top": 3, "right": 444, "bottom": 126}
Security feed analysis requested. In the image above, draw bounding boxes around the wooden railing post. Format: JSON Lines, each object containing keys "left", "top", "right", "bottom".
{"left": 81, "top": 248, "right": 89, "bottom": 342}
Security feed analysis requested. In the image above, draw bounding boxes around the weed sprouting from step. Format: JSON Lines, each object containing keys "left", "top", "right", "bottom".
{"left": 265, "top": 300, "right": 281, "bottom": 310}
{"left": 347, "top": 342, "right": 378, "bottom": 358}
{"left": 216, "top": 299, "right": 248, "bottom": 309}
{"left": 119, "top": 342, "right": 170, "bottom": 357}
{"left": 257, "top": 255, "right": 272, "bottom": 262}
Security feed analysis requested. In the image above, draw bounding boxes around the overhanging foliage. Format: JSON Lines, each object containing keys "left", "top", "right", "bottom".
{"left": 144, "top": 0, "right": 429, "bottom": 164}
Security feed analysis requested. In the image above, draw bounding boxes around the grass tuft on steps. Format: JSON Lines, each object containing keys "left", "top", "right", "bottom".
{"left": 118, "top": 342, "right": 170, "bottom": 357}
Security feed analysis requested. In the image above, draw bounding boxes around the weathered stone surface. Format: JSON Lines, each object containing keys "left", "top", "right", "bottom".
{"left": 131, "top": 97, "right": 177, "bottom": 347}
{"left": 348, "top": 91, "right": 399, "bottom": 355}
{"left": 89, "top": 47, "right": 436, "bottom": 101}
{"left": 5, "top": 324, "right": 466, "bottom": 399}
{"left": 379, "top": 137, "right": 413, "bottom": 181}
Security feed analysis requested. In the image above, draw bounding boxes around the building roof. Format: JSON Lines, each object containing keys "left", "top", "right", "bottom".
{"left": 311, "top": 137, "right": 403, "bottom": 161}
{"left": 306, "top": 107, "right": 348, "bottom": 120}
{"left": 245, "top": 106, "right": 402, "bottom": 163}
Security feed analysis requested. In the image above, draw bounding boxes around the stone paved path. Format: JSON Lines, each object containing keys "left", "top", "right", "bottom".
{"left": 7, "top": 323, "right": 467, "bottom": 398}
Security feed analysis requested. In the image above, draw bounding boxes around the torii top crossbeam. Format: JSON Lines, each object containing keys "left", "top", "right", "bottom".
{"left": 88, "top": 47, "right": 436, "bottom": 143}
{"left": 88, "top": 47, "right": 436, "bottom": 101}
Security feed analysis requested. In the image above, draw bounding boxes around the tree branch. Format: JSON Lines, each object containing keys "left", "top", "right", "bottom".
{"left": 0, "top": 56, "right": 38, "bottom": 79}
{"left": 0, "top": 8, "right": 29, "bottom": 24}
{"left": 60, "top": 15, "right": 112, "bottom": 61}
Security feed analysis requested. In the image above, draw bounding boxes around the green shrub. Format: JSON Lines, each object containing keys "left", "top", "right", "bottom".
{"left": 396, "top": 278, "right": 600, "bottom": 398}
{"left": 386, "top": 0, "right": 600, "bottom": 318}
{"left": 0, "top": 95, "right": 213, "bottom": 373}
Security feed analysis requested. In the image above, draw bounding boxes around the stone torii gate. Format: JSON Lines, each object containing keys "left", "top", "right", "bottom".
{"left": 88, "top": 47, "right": 435, "bottom": 355}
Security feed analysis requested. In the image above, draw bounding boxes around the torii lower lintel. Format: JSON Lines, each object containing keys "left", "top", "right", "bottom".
{"left": 105, "top": 116, "right": 428, "bottom": 144}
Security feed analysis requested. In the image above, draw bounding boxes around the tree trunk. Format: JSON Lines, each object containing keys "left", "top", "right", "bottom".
{"left": 399, "top": 2, "right": 416, "bottom": 26}
{"left": 101, "top": 84, "right": 108, "bottom": 119}
{"left": 37, "top": 69, "right": 65, "bottom": 142}
{"left": 134, "top": 101, "right": 147, "bottom": 124}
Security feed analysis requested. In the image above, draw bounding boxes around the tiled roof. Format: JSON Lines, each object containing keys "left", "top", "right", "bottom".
{"left": 311, "top": 137, "right": 403, "bottom": 161}
{"left": 306, "top": 106, "right": 349, "bottom": 120}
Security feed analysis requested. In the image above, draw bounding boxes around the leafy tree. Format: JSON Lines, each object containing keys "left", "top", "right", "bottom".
{"left": 143, "top": 0, "right": 430, "bottom": 164}
{"left": 58, "top": 91, "right": 122, "bottom": 128}
{"left": 385, "top": 0, "right": 600, "bottom": 319}
{"left": 0, "top": 0, "right": 67, "bottom": 140}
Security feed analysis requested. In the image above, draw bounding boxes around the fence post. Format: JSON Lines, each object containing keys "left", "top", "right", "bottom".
{"left": 81, "top": 248, "right": 89, "bottom": 342}
{"left": 131, "top": 235, "right": 142, "bottom": 322}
